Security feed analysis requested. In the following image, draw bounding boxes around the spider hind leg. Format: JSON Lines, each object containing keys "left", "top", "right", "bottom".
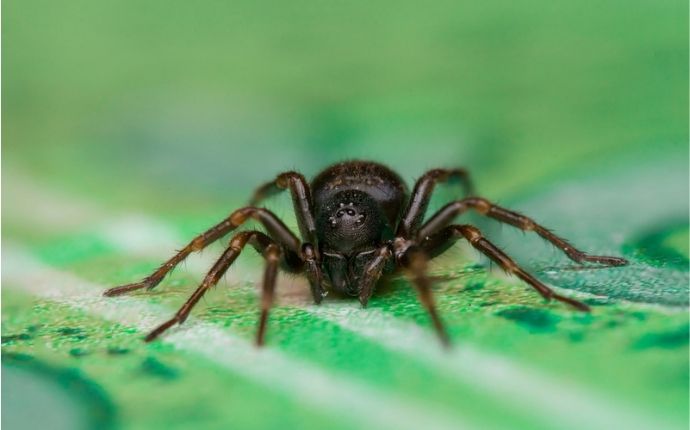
{"left": 421, "top": 224, "right": 590, "bottom": 311}
{"left": 144, "top": 231, "right": 287, "bottom": 343}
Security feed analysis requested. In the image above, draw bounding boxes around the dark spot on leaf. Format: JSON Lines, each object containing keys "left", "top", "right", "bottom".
{"left": 605, "top": 319, "right": 621, "bottom": 328}
{"left": 583, "top": 297, "right": 611, "bottom": 307}
{"left": 58, "top": 327, "right": 84, "bottom": 336}
{"left": 496, "top": 307, "right": 560, "bottom": 333}
{"left": 573, "top": 314, "right": 594, "bottom": 325}
{"left": 69, "top": 348, "right": 90, "bottom": 357}
{"left": 629, "top": 311, "right": 647, "bottom": 321}
{"left": 57, "top": 327, "right": 88, "bottom": 341}
{"left": 632, "top": 325, "right": 690, "bottom": 350}
{"left": 2, "top": 352, "right": 34, "bottom": 362}
{"left": 463, "top": 281, "right": 484, "bottom": 292}
{"left": 107, "top": 346, "right": 130, "bottom": 355}
{"left": 1, "top": 333, "right": 32, "bottom": 344}
{"left": 568, "top": 332, "right": 585, "bottom": 342}
{"left": 141, "top": 357, "right": 179, "bottom": 380}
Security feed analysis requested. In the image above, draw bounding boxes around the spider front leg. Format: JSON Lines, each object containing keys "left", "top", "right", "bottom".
{"left": 145, "top": 231, "right": 284, "bottom": 343}
{"left": 357, "top": 245, "right": 393, "bottom": 307}
{"left": 249, "top": 171, "right": 326, "bottom": 302}
{"left": 418, "top": 197, "right": 628, "bottom": 267}
{"left": 397, "top": 245, "right": 451, "bottom": 347}
{"left": 301, "top": 243, "right": 326, "bottom": 304}
{"left": 421, "top": 225, "right": 590, "bottom": 311}
{"left": 351, "top": 241, "right": 449, "bottom": 346}
{"left": 250, "top": 171, "right": 318, "bottom": 244}
{"left": 104, "top": 207, "right": 300, "bottom": 297}
{"left": 397, "top": 168, "right": 474, "bottom": 238}
{"left": 256, "top": 243, "right": 282, "bottom": 346}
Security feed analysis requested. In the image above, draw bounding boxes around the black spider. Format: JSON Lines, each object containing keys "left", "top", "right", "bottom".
{"left": 104, "top": 160, "right": 628, "bottom": 346}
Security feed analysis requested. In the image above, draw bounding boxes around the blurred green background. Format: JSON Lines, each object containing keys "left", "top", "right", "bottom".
{"left": 5, "top": 0, "right": 687, "bottom": 211}
{"left": 2, "top": 1, "right": 688, "bottom": 430}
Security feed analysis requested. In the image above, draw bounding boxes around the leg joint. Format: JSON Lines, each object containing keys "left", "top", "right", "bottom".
{"left": 277, "top": 171, "right": 305, "bottom": 188}
{"left": 469, "top": 197, "right": 491, "bottom": 214}
{"left": 264, "top": 244, "right": 282, "bottom": 262}
{"left": 229, "top": 231, "right": 252, "bottom": 251}
{"left": 458, "top": 224, "right": 482, "bottom": 244}
{"left": 229, "top": 207, "right": 253, "bottom": 226}
{"left": 521, "top": 218, "right": 536, "bottom": 230}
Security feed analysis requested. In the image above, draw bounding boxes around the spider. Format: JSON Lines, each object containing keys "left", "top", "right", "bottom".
{"left": 104, "top": 160, "right": 628, "bottom": 346}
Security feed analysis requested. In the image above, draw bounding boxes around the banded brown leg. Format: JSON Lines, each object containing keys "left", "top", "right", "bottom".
{"left": 397, "top": 168, "right": 474, "bottom": 238}
{"left": 145, "top": 231, "right": 282, "bottom": 342}
{"left": 422, "top": 224, "right": 590, "bottom": 311}
{"left": 104, "top": 207, "right": 300, "bottom": 297}
{"left": 418, "top": 197, "right": 628, "bottom": 267}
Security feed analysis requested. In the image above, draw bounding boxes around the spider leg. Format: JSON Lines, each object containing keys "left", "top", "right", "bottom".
{"left": 357, "top": 245, "right": 393, "bottom": 307}
{"left": 418, "top": 197, "right": 628, "bottom": 267}
{"left": 422, "top": 224, "right": 590, "bottom": 311}
{"left": 256, "top": 243, "right": 282, "bottom": 346}
{"left": 397, "top": 245, "right": 451, "bottom": 347}
{"left": 249, "top": 171, "right": 317, "bottom": 244}
{"left": 248, "top": 171, "right": 326, "bottom": 302}
{"left": 104, "top": 207, "right": 300, "bottom": 297}
{"left": 397, "top": 168, "right": 474, "bottom": 237}
{"left": 145, "top": 231, "right": 282, "bottom": 342}
{"left": 300, "top": 243, "right": 326, "bottom": 304}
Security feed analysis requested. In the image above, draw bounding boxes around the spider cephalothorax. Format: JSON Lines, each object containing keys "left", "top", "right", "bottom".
{"left": 104, "top": 160, "right": 628, "bottom": 346}
{"left": 317, "top": 190, "right": 387, "bottom": 254}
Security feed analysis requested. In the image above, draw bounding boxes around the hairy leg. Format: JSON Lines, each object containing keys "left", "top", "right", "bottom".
{"left": 418, "top": 197, "right": 628, "bottom": 267}
{"left": 249, "top": 171, "right": 318, "bottom": 244}
{"left": 422, "top": 224, "right": 590, "bottom": 311}
{"left": 145, "top": 231, "right": 282, "bottom": 342}
{"left": 397, "top": 168, "right": 474, "bottom": 238}
{"left": 249, "top": 171, "right": 325, "bottom": 302}
{"left": 104, "top": 207, "right": 300, "bottom": 297}
{"left": 357, "top": 245, "right": 393, "bottom": 307}
{"left": 256, "top": 243, "right": 282, "bottom": 346}
{"left": 397, "top": 246, "right": 451, "bottom": 346}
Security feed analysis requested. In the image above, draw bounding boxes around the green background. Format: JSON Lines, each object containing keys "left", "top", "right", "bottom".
{"left": 3, "top": 1, "right": 688, "bottom": 429}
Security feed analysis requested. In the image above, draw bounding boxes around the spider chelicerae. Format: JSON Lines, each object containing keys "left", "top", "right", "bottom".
{"left": 104, "top": 160, "right": 628, "bottom": 346}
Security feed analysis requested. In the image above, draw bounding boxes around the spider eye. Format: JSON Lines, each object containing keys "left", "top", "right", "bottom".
{"left": 335, "top": 208, "right": 358, "bottom": 218}
{"left": 330, "top": 206, "right": 367, "bottom": 228}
